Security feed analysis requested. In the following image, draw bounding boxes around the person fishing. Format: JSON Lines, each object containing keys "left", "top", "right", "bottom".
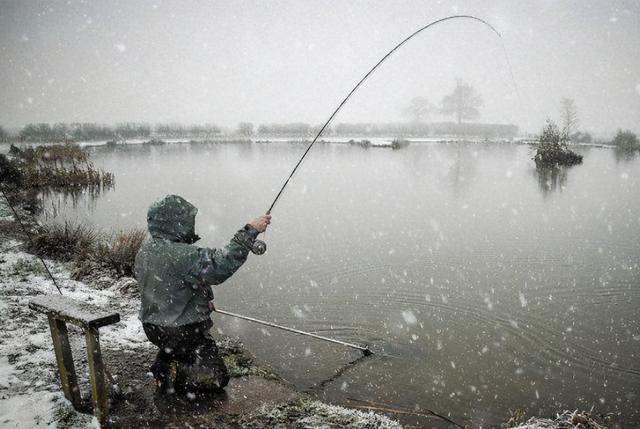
{"left": 134, "top": 194, "right": 271, "bottom": 394}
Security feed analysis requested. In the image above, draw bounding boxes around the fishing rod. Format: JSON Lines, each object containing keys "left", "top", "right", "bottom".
{"left": 213, "top": 307, "right": 372, "bottom": 355}
{"left": 251, "top": 15, "right": 507, "bottom": 256}
{"left": 266, "top": 14, "right": 503, "bottom": 215}
{"left": 0, "top": 187, "right": 63, "bottom": 295}
{"left": 227, "top": 15, "right": 509, "bottom": 352}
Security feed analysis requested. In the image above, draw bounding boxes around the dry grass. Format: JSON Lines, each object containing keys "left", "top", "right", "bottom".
{"left": 101, "top": 229, "right": 147, "bottom": 276}
{"left": 28, "top": 220, "right": 146, "bottom": 278}
{"left": 28, "top": 220, "right": 99, "bottom": 261}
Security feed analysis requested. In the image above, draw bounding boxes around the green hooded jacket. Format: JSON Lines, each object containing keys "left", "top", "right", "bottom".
{"left": 135, "top": 195, "right": 258, "bottom": 327}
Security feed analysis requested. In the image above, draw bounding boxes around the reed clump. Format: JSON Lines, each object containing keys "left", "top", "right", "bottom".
{"left": 533, "top": 121, "right": 583, "bottom": 168}
{"left": 0, "top": 153, "right": 23, "bottom": 186}
{"left": 28, "top": 220, "right": 146, "bottom": 278}
{"left": 97, "top": 229, "right": 147, "bottom": 277}
{"left": 611, "top": 130, "right": 639, "bottom": 154}
{"left": 27, "top": 220, "right": 99, "bottom": 261}
{"left": 612, "top": 130, "right": 640, "bottom": 161}
{"left": 8, "top": 143, "right": 114, "bottom": 189}
{"left": 391, "top": 138, "right": 410, "bottom": 150}
{"left": 347, "top": 139, "right": 371, "bottom": 148}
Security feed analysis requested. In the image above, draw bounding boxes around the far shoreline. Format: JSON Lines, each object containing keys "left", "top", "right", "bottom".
{"left": 0, "top": 136, "right": 618, "bottom": 152}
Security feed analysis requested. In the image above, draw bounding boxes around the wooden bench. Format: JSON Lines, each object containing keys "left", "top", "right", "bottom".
{"left": 29, "top": 294, "right": 120, "bottom": 427}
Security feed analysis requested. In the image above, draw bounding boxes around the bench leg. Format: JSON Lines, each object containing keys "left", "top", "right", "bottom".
{"left": 85, "top": 327, "right": 110, "bottom": 426}
{"left": 47, "top": 315, "right": 81, "bottom": 409}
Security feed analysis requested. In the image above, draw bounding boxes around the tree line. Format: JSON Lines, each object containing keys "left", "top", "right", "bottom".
{"left": 0, "top": 123, "right": 227, "bottom": 142}
{"left": 1, "top": 119, "right": 519, "bottom": 142}
{"left": 6, "top": 123, "right": 152, "bottom": 142}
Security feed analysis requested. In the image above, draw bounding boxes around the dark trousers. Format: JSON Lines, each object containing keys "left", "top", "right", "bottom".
{"left": 143, "top": 320, "right": 229, "bottom": 390}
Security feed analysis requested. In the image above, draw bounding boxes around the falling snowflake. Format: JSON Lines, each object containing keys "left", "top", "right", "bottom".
{"left": 401, "top": 310, "right": 417, "bottom": 326}
{"left": 291, "top": 306, "right": 305, "bottom": 319}
{"left": 518, "top": 292, "right": 527, "bottom": 308}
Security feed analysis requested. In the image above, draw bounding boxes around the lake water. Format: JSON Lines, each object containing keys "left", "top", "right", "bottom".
{"left": 38, "top": 141, "right": 640, "bottom": 427}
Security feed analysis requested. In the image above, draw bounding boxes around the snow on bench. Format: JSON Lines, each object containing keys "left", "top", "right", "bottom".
{"left": 29, "top": 294, "right": 120, "bottom": 328}
{"left": 29, "top": 294, "right": 120, "bottom": 427}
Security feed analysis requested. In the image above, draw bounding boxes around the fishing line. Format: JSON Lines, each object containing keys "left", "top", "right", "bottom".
{"left": 0, "top": 187, "right": 63, "bottom": 295}
{"left": 267, "top": 14, "right": 515, "bottom": 214}
{"left": 498, "top": 39, "right": 526, "bottom": 117}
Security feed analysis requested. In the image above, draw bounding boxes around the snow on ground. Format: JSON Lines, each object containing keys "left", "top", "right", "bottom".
{"left": 242, "top": 399, "right": 404, "bottom": 429}
{"left": 0, "top": 391, "right": 97, "bottom": 429}
{"left": 510, "top": 410, "right": 606, "bottom": 429}
{"left": 0, "top": 238, "right": 144, "bottom": 428}
{"left": 298, "top": 401, "right": 404, "bottom": 429}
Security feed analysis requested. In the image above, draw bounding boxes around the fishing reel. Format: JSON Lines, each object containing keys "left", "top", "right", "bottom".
{"left": 251, "top": 239, "right": 267, "bottom": 255}
{"left": 234, "top": 229, "right": 267, "bottom": 255}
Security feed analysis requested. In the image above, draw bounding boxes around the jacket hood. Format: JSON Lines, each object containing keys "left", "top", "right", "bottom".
{"left": 147, "top": 195, "right": 200, "bottom": 243}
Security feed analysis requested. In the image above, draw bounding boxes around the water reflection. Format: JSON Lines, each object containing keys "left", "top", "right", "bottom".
{"left": 613, "top": 145, "right": 640, "bottom": 163}
{"left": 37, "top": 184, "right": 109, "bottom": 220}
{"left": 534, "top": 166, "right": 569, "bottom": 196}
{"left": 447, "top": 142, "right": 478, "bottom": 196}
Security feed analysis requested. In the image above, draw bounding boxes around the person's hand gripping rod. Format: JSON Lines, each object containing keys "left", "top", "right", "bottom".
{"left": 247, "top": 212, "right": 271, "bottom": 255}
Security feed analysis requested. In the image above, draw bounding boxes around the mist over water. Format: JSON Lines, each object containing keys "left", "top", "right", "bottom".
{"left": 37, "top": 142, "right": 640, "bottom": 427}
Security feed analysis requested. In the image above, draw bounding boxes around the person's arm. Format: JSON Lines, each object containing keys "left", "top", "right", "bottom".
{"left": 190, "top": 214, "right": 271, "bottom": 286}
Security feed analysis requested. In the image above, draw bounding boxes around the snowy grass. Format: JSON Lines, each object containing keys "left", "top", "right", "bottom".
{"left": 0, "top": 204, "right": 13, "bottom": 220}
{"left": 241, "top": 398, "right": 404, "bottom": 429}
{"left": 0, "top": 391, "right": 97, "bottom": 429}
{"left": 510, "top": 410, "right": 608, "bottom": 429}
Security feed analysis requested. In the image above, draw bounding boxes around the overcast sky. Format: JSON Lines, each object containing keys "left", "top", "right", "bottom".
{"left": 1, "top": 0, "right": 638, "bottom": 136}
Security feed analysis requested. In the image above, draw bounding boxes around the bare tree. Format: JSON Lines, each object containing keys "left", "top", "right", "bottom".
{"left": 403, "top": 96, "right": 434, "bottom": 123}
{"left": 559, "top": 97, "right": 578, "bottom": 136}
{"left": 440, "top": 79, "right": 483, "bottom": 125}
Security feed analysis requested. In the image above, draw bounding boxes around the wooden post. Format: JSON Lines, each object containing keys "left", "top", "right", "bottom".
{"left": 85, "top": 327, "right": 109, "bottom": 426}
{"left": 47, "top": 315, "right": 81, "bottom": 408}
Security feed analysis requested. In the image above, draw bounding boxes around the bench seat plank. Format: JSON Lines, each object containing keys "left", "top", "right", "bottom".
{"left": 29, "top": 295, "right": 120, "bottom": 328}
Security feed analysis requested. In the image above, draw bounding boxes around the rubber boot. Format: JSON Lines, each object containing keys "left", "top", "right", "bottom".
{"left": 150, "top": 359, "right": 176, "bottom": 395}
